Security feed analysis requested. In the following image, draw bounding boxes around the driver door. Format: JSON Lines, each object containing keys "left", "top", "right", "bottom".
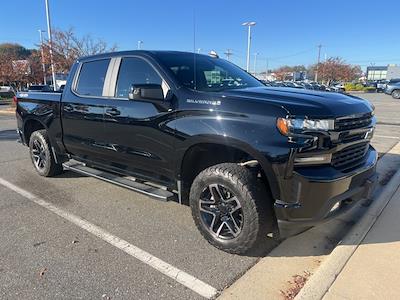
{"left": 100, "top": 56, "right": 176, "bottom": 185}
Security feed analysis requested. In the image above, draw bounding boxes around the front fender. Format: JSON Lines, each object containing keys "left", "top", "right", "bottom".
{"left": 171, "top": 111, "right": 292, "bottom": 200}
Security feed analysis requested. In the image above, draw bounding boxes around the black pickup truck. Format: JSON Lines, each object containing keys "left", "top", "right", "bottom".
{"left": 16, "top": 51, "right": 378, "bottom": 254}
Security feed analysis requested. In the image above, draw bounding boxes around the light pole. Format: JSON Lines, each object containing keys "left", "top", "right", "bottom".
{"left": 253, "top": 52, "right": 259, "bottom": 75}
{"left": 137, "top": 40, "right": 143, "bottom": 50}
{"left": 314, "top": 44, "right": 322, "bottom": 82}
{"left": 44, "top": 0, "right": 57, "bottom": 91}
{"left": 38, "top": 29, "right": 46, "bottom": 85}
{"left": 242, "top": 21, "right": 256, "bottom": 72}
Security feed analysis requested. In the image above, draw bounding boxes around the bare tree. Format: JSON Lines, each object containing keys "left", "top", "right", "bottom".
{"left": 41, "top": 28, "right": 118, "bottom": 73}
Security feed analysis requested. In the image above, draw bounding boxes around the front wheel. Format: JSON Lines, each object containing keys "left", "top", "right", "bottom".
{"left": 29, "top": 129, "right": 63, "bottom": 177}
{"left": 392, "top": 90, "right": 400, "bottom": 99}
{"left": 189, "top": 163, "right": 273, "bottom": 254}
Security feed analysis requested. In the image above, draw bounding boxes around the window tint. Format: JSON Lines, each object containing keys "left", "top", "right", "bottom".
{"left": 115, "top": 57, "right": 162, "bottom": 98}
{"left": 155, "top": 53, "right": 263, "bottom": 92}
{"left": 76, "top": 59, "right": 110, "bottom": 96}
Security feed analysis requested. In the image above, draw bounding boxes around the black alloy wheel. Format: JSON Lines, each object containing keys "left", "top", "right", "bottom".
{"left": 199, "top": 183, "right": 244, "bottom": 239}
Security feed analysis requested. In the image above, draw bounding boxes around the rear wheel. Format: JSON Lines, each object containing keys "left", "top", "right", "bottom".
{"left": 29, "top": 129, "right": 63, "bottom": 177}
{"left": 392, "top": 90, "right": 400, "bottom": 99}
{"left": 189, "top": 163, "right": 273, "bottom": 254}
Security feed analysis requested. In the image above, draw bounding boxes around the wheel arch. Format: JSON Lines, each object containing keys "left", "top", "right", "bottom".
{"left": 23, "top": 118, "right": 47, "bottom": 144}
{"left": 178, "top": 138, "right": 280, "bottom": 204}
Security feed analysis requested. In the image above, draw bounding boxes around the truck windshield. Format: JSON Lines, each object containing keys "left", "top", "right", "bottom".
{"left": 156, "top": 53, "right": 263, "bottom": 92}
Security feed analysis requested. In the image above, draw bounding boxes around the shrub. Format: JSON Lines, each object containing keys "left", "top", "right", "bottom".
{"left": 344, "top": 83, "right": 356, "bottom": 91}
{"left": 364, "top": 86, "right": 376, "bottom": 93}
{"left": 344, "top": 82, "right": 366, "bottom": 91}
{"left": 355, "top": 84, "right": 364, "bottom": 91}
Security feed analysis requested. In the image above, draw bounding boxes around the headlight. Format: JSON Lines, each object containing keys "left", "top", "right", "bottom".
{"left": 277, "top": 117, "right": 334, "bottom": 136}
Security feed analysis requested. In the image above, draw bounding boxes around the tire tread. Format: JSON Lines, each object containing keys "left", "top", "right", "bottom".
{"left": 190, "top": 163, "right": 273, "bottom": 254}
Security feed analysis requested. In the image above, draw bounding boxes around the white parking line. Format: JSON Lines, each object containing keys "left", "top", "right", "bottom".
{"left": 0, "top": 177, "right": 218, "bottom": 299}
{"left": 374, "top": 135, "right": 400, "bottom": 139}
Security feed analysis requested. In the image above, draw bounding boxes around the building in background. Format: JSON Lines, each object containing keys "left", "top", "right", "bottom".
{"left": 386, "top": 65, "right": 400, "bottom": 80}
{"left": 366, "top": 65, "right": 400, "bottom": 81}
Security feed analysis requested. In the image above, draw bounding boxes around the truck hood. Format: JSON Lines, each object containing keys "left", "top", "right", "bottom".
{"left": 222, "top": 87, "right": 374, "bottom": 118}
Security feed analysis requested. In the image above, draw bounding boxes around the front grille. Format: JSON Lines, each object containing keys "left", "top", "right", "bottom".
{"left": 335, "top": 113, "right": 373, "bottom": 131}
{"left": 332, "top": 142, "right": 369, "bottom": 172}
{"left": 338, "top": 132, "right": 366, "bottom": 143}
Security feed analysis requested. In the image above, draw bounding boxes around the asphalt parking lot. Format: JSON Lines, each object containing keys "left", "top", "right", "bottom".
{"left": 0, "top": 92, "right": 399, "bottom": 299}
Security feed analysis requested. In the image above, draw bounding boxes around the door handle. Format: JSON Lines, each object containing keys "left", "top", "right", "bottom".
{"left": 63, "top": 104, "right": 74, "bottom": 112}
{"left": 105, "top": 108, "right": 121, "bottom": 116}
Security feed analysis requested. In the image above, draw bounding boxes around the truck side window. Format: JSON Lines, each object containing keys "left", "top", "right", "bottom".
{"left": 76, "top": 59, "right": 110, "bottom": 96}
{"left": 115, "top": 57, "right": 162, "bottom": 98}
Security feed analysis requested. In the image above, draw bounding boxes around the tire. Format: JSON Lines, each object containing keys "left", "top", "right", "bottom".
{"left": 189, "top": 163, "right": 273, "bottom": 254}
{"left": 392, "top": 90, "right": 400, "bottom": 99}
{"left": 29, "top": 129, "right": 63, "bottom": 177}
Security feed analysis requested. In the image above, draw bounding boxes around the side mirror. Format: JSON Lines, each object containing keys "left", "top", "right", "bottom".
{"left": 128, "top": 84, "right": 164, "bottom": 101}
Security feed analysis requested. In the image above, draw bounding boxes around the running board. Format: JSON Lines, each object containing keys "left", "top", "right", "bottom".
{"left": 63, "top": 161, "right": 175, "bottom": 202}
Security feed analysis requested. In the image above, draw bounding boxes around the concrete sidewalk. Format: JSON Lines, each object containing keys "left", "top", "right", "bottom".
{"left": 323, "top": 184, "right": 400, "bottom": 299}
{"left": 0, "top": 104, "right": 15, "bottom": 115}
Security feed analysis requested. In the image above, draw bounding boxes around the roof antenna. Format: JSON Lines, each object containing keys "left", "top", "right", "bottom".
{"left": 193, "top": 9, "right": 197, "bottom": 90}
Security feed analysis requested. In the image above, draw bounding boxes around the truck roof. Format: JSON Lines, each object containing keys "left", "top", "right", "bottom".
{"left": 77, "top": 50, "right": 206, "bottom": 62}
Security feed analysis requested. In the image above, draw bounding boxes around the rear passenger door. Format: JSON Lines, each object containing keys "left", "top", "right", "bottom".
{"left": 61, "top": 58, "right": 110, "bottom": 161}
{"left": 100, "top": 56, "right": 176, "bottom": 185}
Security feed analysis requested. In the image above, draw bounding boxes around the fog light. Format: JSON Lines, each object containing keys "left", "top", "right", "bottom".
{"left": 294, "top": 154, "right": 332, "bottom": 165}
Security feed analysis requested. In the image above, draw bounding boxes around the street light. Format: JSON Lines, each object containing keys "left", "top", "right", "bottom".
{"left": 253, "top": 52, "right": 259, "bottom": 75}
{"left": 38, "top": 29, "right": 46, "bottom": 85}
{"left": 44, "top": 0, "right": 56, "bottom": 91}
{"left": 242, "top": 21, "right": 256, "bottom": 72}
{"left": 137, "top": 40, "right": 143, "bottom": 50}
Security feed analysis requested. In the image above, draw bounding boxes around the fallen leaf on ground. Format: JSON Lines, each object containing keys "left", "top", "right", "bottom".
{"left": 39, "top": 268, "right": 47, "bottom": 278}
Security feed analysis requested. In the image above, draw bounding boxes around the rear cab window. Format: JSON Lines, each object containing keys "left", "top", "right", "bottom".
{"left": 75, "top": 59, "right": 110, "bottom": 96}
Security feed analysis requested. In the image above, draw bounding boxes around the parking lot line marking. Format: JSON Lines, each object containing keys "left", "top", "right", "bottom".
{"left": 0, "top": 177, "right": 218, "bottom": 299}
{"left": 374, "top": 135, "right": 400, "bottom": 139}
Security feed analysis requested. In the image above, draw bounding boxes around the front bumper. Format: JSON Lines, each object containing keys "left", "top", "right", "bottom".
{"left": 274, "top": 146, "right": 378, "bottom": 231}
{"left": 384, "top": 89, "right": 393, "bottom": 95}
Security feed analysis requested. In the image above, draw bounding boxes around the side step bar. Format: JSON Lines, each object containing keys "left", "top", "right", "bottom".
{"left": 63, "top": 161, "right": 175, "bottom": 202}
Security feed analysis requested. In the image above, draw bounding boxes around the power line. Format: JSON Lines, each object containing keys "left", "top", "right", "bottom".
{"left": 265, "top": 47, "right": 315, "bottom": 61}
{"left": 224, "top": 49, "right": 233, "bottom": 61}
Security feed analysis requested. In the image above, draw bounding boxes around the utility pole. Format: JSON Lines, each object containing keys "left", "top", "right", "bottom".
{"left": 44, "top": 0, "right": 57, "bottom": 91}
{"left": 137, "top": 40, "right": 143, "bottom": 50}
{"left": 253, "top": 52, "right": 259, "bottom": 75}
{"left": 314, "top": 44, "right": 322, "bottom": 82}
{"left": 265, "top": 58, "right": 269, "bottom": 80}
{"left": 224, "top": 49, "right": 233, "bottom": 61}
{"left": 38, "top": 29, "right": 46, "bottom": 85}
{"left": 242, "top": 21, "right": 256, "bottom": 72}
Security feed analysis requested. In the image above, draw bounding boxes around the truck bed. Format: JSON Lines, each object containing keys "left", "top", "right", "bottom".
{"left": 17, "top": 91, "right": 62, "bottom": 103}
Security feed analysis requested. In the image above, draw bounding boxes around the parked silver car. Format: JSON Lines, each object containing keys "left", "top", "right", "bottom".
{"left": 384, "top": 79, "right": 400, "bottom": 99}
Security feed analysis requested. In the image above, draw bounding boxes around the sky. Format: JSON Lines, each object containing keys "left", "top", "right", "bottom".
{"left": 2, "top": 0, "right": 400, "bottom": 72}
